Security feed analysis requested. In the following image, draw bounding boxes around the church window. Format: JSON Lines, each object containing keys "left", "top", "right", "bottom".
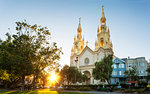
{"left": 100, "top": 38, "right": 104, "bottom": 47}
{"left": 85, "top": 58, "right": 89, "bottom": 64}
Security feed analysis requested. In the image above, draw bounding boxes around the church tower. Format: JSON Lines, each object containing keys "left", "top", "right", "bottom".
{"left": 95, "top": 6, "right": 113, "bottom": 51}
{"left": 71, "top": 18, "right": 84, "bottom": 56}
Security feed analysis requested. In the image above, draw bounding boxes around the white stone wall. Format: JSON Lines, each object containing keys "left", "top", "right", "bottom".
{"left": 71, "top": 46, "right": 112, "bottom": 85}
{"left": 79, "top": 50, "right": 95, "bottom": 66}
{"left": 97, "top": 52, "right": 105, "bottom": 61}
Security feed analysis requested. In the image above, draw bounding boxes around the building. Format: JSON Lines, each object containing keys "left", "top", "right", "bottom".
{"left": 70, "top": 6, "right": 113, "bottom": 85}
{"left": 111, "top": 57, "right": 126, "bottom": 85}
{"left": 122, "top": 57, "right": 148, "bottom": 85}
{"left": 123, "top": 57, "right": 148, "bottom": 78}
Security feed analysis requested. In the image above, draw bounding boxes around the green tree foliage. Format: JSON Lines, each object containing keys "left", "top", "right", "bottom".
{"left": 92, "top": 55, "right": 113, "bottom": 84}
{"left": 38, "top": 70, "right": 49, "bottom": 87}
{"left": 0, "top": 32, "right": 34, "bottom": 89}
{"left": 82, "top": 74, "right": 88, "bottom": 82}
{"left": 146, "top": 66, "right": 150, "bottom": 82}
{"left": 60, "top": 65, "right": 87, "bottom": 85}
{"left": 0, "top": 69, "right": 9, "bottom": 80}
{"left": 125, "top": 66, "right": 138, "bottom": 81}
{"left": 0, "top": 20, "right": 62, "bottom": 89}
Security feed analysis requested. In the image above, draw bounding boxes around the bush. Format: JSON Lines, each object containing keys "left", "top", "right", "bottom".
{"left": 78, "top": 87, "right": 91, "bottom": 91}
{"left": 63, "top": 84, "right": 118, "bottom": 91}
{"left": 99, "top": 88, "right": 110, "bottom": 91}
{"left": 120, "top": 83, "right": 127, "bottom": 88}
{"left": 124, "top": 88, "right": 145, "bottom": 93}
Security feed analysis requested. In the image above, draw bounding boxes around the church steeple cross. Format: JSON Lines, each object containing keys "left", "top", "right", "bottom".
{"left": 102, "top": 5, "right": 104, "bottom": 11}
{"left": 79, "top": 17, "right": 81, "bottom": 24}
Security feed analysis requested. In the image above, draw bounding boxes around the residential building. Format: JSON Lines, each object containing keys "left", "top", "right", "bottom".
{"left": 122, "top": 57, "right": 148, "bottom": 78}
{"left": 111, "top": 57, "right": 126, "bottom": 85}
{"left": 122, "top": 57, "right": 148, "bottom": 86}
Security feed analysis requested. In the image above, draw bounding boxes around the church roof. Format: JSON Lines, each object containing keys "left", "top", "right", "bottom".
{"left": 79, "top": 46, "right": 95, "bottom": 57}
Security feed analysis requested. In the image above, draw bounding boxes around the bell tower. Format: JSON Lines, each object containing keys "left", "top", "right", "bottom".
{"left": 95, "top": 5, "right": 113, "bottom": 51}
{"left": 71, "top": 18, "right": 84, "bottom": 56}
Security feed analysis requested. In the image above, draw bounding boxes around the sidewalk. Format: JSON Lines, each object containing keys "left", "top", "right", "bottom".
{"left": 59, "top": 90, "right": 134, "bottom": 94}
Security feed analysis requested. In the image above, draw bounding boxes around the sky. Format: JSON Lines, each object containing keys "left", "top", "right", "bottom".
{"left": 0, "top": 0, "right": 150, "bottom": 67}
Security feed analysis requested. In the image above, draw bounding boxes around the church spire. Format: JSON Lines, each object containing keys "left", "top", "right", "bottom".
{"left": 97, "top": 26, "right": 99, "bottom": 33}
{"left": 100, "top": 5, "right": 106, "bottom": 23}
{"left": 108, "top": 27, "right": 110, "bottom": 32}
{"left": 71, "top": 17, "right": 85, "bottom": 56}
{"left": 100, "top": 5, "right": 106, "bottom": 32}
{"left": 77, "top": 17, "right": 82, "bottom": 33}
{"left": 95, "top": 5, "right": 113, "bottom": 51}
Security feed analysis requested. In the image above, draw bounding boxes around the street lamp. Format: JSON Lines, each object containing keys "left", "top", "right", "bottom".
{"left": 75, "top": 57, "right": 78, "bottom": 67}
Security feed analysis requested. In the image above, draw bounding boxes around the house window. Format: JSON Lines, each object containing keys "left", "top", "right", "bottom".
{"left": 113, "top": 78, "right": 116, "bottom": 83}
{"left": 128, "top": 63, "right": 132, "bottom": 67}
{"left": 119, "top": 64, "right": 124, "bottom": 68}
{"left": 113, "top": 64, "right": 117, "bottom": 69}
{"left": 119, "top": 71, "right": 122, "bottom": 75}
{"left": 141, "top": 70, "right": 144, "bottom": 74}
{"left": 140, "top": 62, "right": 145, "bottom": 66}
{"left": 113, "top": 71, "right": 117, "bottom": 76}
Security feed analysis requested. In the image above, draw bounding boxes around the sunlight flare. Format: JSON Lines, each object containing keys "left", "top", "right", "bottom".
{"left": 48, "top": 71, "right": 59, "bottom": 85}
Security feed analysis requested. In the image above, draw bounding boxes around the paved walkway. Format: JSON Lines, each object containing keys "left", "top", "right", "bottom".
{"left": 59, "top": 90, "right": 134, "bottom": 94}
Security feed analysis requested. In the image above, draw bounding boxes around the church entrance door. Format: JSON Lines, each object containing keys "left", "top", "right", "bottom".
{"left": 83, "top": 71, "right": 91, "bottom": 85}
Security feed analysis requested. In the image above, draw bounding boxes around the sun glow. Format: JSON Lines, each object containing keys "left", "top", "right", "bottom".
{"left": 48, "top": 71, "right": 59, "bottom": 85}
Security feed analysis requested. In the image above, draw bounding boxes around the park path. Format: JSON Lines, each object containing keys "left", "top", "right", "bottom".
{"left": 59, "top": 90, "right": 134, "bottom": 94}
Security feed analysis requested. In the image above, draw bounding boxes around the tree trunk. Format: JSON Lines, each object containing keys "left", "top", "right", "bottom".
{"left": 21, "top": 75, "right": 25, "bottom": 91}
{"left": 32, "top": 75, "right": 36, "bottom": 90}
{"left": 106, "top": 79, "right": 110, "bottom": 85}
{"left": 68, "top": 81, "right": 69, "bottom": 85}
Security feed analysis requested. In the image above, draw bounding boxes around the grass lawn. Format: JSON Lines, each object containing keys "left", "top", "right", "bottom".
{"left": 0, "top": 89, "right": 93, "bottom": 94}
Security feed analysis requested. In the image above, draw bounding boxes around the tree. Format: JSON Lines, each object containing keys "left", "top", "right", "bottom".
{"left": 146, "top": 66, "right": 150, "bottom": 83}
{"left": 0, "top": 20, "right": 62, "bottom": 90}
{"left": 0, "top": 69, "right": 10, "bottom": 81}
{"left": 82, "top": 74, "right": 88, "bottom": 83}
{"left": 125, "top": 66, "right": 138, "bottom": 81}
{"left": 60, "top": 65, "right": 85, "bottom": 85}
{"left": 0, "top": 32, "right": 34, "bottom": 89}
{"left": 92, "top": 55, "right": 113, "bottom": 84}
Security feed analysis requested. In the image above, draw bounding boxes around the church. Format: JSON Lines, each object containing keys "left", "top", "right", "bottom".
{"left": 70, "top": 6, "right": 113, "bottom": 85}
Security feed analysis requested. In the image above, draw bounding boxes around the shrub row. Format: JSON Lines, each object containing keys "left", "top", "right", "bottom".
{"left": 63, "top": 84, "right": 118, "bottom": 91}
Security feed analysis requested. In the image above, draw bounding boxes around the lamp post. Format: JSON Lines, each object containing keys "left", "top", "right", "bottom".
{"left": 74, "top": 57, "right": 78, "bottom": 84}
{"left": 75, "top": 57, "right": 78, "bottom": 68}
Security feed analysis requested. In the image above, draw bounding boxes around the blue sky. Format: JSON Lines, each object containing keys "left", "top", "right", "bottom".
{"left": 0, "top": 0, "right": 150, "bottom": 66}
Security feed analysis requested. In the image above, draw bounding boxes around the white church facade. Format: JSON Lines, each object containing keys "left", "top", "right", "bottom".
{"left": 70, "top": 6, "right": 113, "bottom": 85}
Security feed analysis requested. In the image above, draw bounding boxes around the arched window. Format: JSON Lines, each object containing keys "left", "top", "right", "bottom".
{"left": 100, "top": 38, "right": 104, "bottom": 47}
{"left": 81, "top": 46, "right": 83, "bottom": 50}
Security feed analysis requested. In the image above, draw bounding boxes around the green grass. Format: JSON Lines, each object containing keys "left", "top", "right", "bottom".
{"left": 0, "top": 89, "right": 93, "bottom": 94}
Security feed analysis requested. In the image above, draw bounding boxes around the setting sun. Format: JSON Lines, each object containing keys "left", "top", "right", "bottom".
{"left": 48, "top": 71, "right": 59, "bottom": 85}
